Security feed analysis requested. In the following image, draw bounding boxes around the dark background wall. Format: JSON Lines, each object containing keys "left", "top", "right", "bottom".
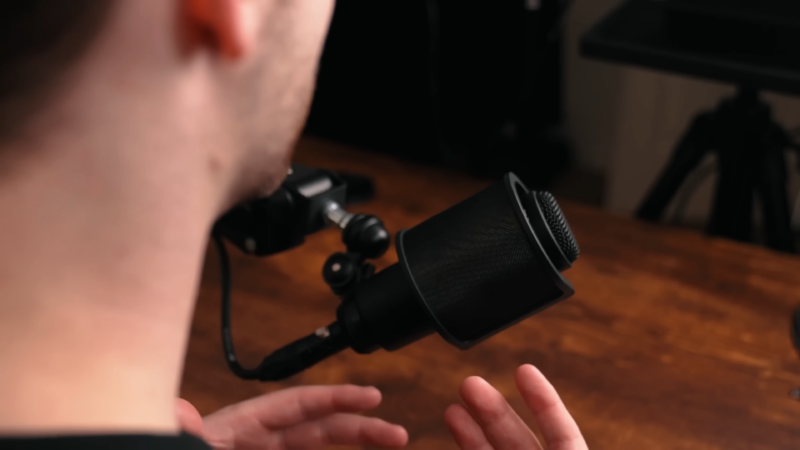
{"left": 304, "top": 0, "right": 570, "bottom": 190}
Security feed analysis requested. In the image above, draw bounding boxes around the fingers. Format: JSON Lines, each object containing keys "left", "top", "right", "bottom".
{"left": 176, "top": 398, "right": 204, "bottom": 438}
{"left": 516, "top": 365, "right": 588, "bottom": 450}
{"left": 225, "top": 384, "right": 383, "bottom": 430}
{"left": 443, "top": 403, "right": 493, "bottom": 450}
{"left": 277, "top": 413, "right": 409, "bottom": 449}
{"left": 457, "top": 376, "right": 543, "bottom": 450}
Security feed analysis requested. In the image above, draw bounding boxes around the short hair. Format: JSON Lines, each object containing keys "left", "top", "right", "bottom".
{"left": 0, "top": 1, "right": 116, "bottom": 141}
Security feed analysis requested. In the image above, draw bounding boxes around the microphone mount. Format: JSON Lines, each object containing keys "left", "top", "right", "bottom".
{"left": 321, "top": 201, "right": 392, "bottom": 298}
{"left": 213, "top": 164, "right": 393, "bottom": 381}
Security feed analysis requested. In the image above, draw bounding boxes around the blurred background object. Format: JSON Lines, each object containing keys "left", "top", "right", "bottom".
{"left": 582, "top": 0, "right": 800, "bottom": 253}
{"left": 573, "top": 0, "right": 800, "bottom": 253}
{"left": 304, "top": 0, "right": 572, "bottom": 192}
{"left": 302, "top": 0, "right": 800, "bottom": 253}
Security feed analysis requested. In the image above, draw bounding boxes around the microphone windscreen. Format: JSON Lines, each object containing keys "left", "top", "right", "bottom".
{"left": 396, "top": 173, "right": 576, "bottom": 349}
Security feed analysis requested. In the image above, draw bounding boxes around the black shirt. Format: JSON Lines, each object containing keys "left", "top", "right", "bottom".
{"left": 0, "top": 433, "right": 212, "bottom": 449}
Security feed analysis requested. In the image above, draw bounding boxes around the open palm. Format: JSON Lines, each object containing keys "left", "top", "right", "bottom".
{"left": 444, "top": 365, "right": 588, "bottom": 450}
{"left": 179, "top": 365, "right": 586, "bottom": 450}
{"left": 178, "top": 385, "right": 408, "bottom": 450}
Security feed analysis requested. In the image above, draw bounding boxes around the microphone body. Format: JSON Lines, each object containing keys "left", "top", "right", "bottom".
{"left": 338, "top": 172, "right": 577, "bottom": 354}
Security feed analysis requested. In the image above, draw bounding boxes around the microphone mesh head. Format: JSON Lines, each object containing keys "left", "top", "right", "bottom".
{"left": 398, "top": 177, "right": 570, "bottom": 347}
{"left": 535, "top": 191, "right": 579, "bottom": 263}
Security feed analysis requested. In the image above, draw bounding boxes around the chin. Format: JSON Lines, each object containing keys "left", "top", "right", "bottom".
{"left": 231, "top": 93, "right": 312, "bottom": 206}
{"left": 248, "top": 150, "right": 294, "bottom": 198}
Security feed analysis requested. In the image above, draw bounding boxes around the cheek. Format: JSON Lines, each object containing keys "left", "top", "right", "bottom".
{"left": 233, "top": 0, "right": 335, "bottom": 200}
{"left": 289, "top": 0, "right": 336, "bottom": 66}
{"left": 300, "top": 0, "right": 336, "bottom": 39}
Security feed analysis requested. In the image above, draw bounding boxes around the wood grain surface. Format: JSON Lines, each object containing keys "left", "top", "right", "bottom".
{"left": 181, "top": 137, "right": 800, "bottom": 449}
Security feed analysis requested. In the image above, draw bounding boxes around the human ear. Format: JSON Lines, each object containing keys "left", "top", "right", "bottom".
{"left": 182, "top": 0, "right": 256, "bottom": 59}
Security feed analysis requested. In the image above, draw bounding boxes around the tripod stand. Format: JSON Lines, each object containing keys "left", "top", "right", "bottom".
{"left": 637, "top": 87, "right": 799, "bottom": 253}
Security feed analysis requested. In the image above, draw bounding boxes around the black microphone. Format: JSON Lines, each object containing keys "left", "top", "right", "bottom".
{"left": 335, "top": 172, "right": 578, "bottom": 355}
{"left": 214, "top": 169, "right": 579, "bottom": 381}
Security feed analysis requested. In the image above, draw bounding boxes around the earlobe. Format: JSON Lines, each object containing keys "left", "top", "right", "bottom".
{"left": 182, "top": 0, "right": 249, "bottom": 59}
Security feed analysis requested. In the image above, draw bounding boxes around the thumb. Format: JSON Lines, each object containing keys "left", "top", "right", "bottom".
{"left": 176, "top": 398, "right": 205, "bottom": 438}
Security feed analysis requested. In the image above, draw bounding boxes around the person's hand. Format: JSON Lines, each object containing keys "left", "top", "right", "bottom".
{"left": 177, "top": 385, "right": 408, "bottom": 450}
{"left": 444, "top": 364, "right": 588, "bottom": 450}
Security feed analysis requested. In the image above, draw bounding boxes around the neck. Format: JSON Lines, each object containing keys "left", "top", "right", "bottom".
{"left": 0, "top": 94, "right": 225, "bottom": 436}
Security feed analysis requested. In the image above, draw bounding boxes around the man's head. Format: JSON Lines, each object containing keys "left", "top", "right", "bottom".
{"left": 0, "top": 0, "right": 335, "bottom": 211}
{"left": 0, "top": 3, "right": 336, "bottom": 431}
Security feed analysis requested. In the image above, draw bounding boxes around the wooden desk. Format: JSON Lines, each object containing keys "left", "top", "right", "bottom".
{"left": 182, "top": 137, "right": 800, "bottom": 449}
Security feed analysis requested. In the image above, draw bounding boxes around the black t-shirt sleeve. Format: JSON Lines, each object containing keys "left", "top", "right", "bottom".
{"left": 0, "top": 433, "right": 212, "bottom": 449}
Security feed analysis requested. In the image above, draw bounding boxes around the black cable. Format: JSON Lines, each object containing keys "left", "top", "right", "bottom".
{"left": 212, "top": 232, "right": 261, "bottom": 380}
{"left": 211, "top": 231, "right": 352, "bottom": 382}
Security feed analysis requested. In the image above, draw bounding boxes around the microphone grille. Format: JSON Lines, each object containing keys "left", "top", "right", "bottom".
{"left": 535, "top": 191, "right": 579, "bottom": 264}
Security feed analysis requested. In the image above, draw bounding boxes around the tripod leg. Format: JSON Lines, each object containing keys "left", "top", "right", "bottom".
{"left": 757, "top": 130, "right": 796, "bottom": 253}
{"left": 637, "top": 113, "right": 715, "bottom": 221}
{"left": 707, "top": 146, "right": 754, "bottom": 242}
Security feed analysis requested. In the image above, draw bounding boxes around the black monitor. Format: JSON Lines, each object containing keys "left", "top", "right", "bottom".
{"left": 661, "top": 0, "right": 800, "bottom": 62}
{"left": 666, "top": 0, "right": 800, "bottom": 35}
{"left": 667, "top": 0, "right": 800, "bottom": 19}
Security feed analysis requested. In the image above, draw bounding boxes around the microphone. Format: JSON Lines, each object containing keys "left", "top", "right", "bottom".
{"left": 337, "top": 172, "right": 577, "bottom": 353}
{"left": 213, "top": 168, "right": 579, "bottom": 381}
